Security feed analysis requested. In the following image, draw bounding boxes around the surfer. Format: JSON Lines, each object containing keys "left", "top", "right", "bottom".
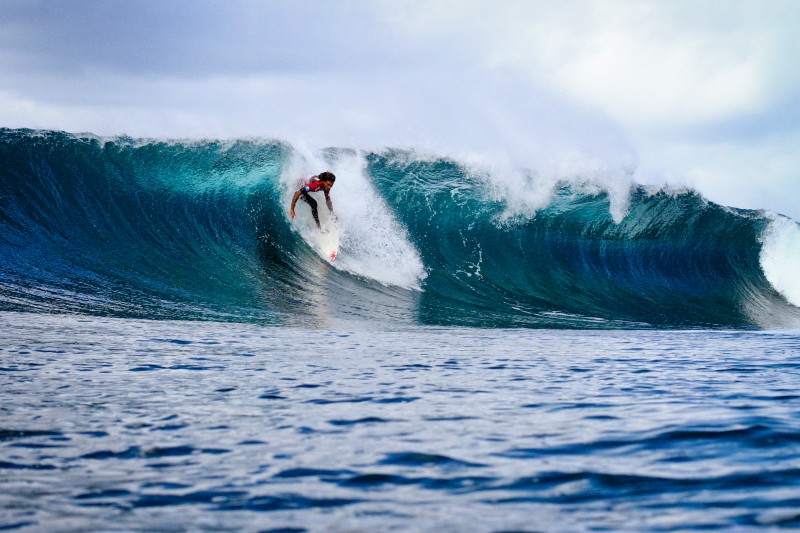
{"left": 289, "top": 172, "right": 336, "bottom": 229}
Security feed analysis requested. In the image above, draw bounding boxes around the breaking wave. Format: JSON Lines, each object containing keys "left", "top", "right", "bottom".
{"left": 1, "top": 129, "right": 798, "bottom": 328}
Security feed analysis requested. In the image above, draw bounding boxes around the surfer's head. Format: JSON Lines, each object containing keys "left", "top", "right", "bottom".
{"left": 319, "top": 171, "right": 336, "bottom": 183}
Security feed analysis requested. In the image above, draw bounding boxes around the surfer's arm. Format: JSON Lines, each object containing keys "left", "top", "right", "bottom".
{"left": 324, "top": 190, "right": 334, "bottom": 213}
{"left": 289, "top": 190, "right": 302, "bottom": 219}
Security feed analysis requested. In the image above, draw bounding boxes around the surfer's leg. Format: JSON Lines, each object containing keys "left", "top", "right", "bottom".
{"left": 302, "top": 193, "right": 321, "bottom": 228}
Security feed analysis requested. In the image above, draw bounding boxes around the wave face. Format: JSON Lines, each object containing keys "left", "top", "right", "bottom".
{"left": 1, "top": 129, "right": 798, "bottom": 328}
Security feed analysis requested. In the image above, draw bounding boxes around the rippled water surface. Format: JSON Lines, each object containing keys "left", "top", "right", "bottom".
{"left": 2, "top": 312, "right": 800, "bottom": 531}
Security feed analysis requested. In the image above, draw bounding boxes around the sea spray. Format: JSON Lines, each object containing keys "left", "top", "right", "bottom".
{"left": 280, "top": 146, "right": 426, "bottom": 289}
{"left": 760, "top": 214, "right": 800, "bottom": 309}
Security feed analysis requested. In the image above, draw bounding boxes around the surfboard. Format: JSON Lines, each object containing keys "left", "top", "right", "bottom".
{"left": 317, "top": 219, "right": 340, "bottom": 261}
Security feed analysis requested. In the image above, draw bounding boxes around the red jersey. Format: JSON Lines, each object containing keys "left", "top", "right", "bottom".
{"left": 301, "top": 176, "right": 327, "bottom": 193}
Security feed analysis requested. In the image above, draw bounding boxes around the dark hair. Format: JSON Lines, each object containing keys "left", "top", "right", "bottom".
{"left": 319, "top": 171, "right": 336, "bottom": 183}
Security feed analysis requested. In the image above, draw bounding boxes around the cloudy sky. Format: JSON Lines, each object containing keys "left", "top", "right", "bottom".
{"left": 2, "top": 0, "right": 799, "bottom": 219}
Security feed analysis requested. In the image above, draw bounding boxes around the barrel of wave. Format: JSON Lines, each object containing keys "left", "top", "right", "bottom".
{"left": 760, "top": 214, "right": 800, "bottom": 308}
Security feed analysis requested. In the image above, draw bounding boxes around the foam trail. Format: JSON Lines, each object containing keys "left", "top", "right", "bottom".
{"left": 760, "top": 214, "right": 800, "bottom": 308}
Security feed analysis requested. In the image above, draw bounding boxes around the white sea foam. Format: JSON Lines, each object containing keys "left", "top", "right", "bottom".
{"left": 376, "top": 147, "right": 635, "bottom": 225}
{"left": 281, "top": 147, "right": 426, "bottom": 290}
{"left": 474, "top": 156, "right": 635, "bottom": 225}
{"left": 759, "top": 214, "right": 800, "bottom": 308}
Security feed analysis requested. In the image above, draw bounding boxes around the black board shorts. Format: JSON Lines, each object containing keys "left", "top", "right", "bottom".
{"left": 301, "top": 191, "right": 320, "bottom": 226}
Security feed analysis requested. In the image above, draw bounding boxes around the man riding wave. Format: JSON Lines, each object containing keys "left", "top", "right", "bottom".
{"left": 289, "top": 171, "right": 336, "bottom": 229}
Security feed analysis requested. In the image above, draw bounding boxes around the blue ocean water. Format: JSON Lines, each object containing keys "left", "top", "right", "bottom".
{"left": 2, "top": 129, "right": 800, "bottom": 531}
{"left": 3, "top": 314, "right": 800, "bottom": 531}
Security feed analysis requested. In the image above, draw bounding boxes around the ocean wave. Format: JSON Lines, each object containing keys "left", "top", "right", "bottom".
{"left": 1, "top": 128, "right": 798, "bottom": 328}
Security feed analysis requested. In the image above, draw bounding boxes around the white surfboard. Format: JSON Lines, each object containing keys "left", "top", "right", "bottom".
{"left": 316, "top": 219, "right": 340, "bottom": 261}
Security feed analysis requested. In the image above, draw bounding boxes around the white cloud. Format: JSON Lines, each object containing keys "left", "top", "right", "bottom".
{"left": 1, "top": 0, "right": 799, "bottom": 218}
{"left": 379, "top": 1, "right": 798, "bottom": 129}
{"left": 637, "top": 130, "right": 800, "bottom": 218}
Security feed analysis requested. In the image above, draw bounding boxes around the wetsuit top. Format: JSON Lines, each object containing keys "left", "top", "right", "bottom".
{"left": 301, "top": 176, "right": 327, "bottom": 194}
